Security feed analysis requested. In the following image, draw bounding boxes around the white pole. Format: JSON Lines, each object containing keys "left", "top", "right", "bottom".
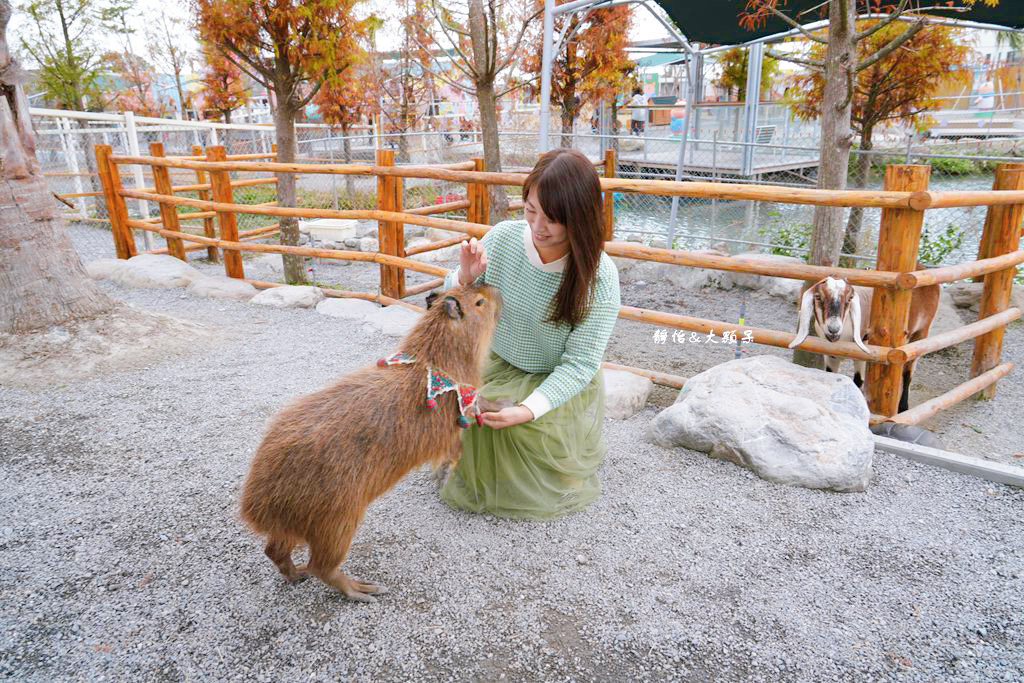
{"left": 59, "top": 118, "right": 87, "bottom": 219}
{"left": 538, "top": 0, "right": 555, "bottom": 153}
{"left": 123, "top": 110, "right": 153, "bottom": 250}
{"left": 208, "top": 122, "right": 219, "bottom": 147}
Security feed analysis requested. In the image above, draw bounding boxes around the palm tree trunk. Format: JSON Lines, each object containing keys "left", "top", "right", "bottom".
{"left": 0, "top": 0, "right": 112, "bottom": 334}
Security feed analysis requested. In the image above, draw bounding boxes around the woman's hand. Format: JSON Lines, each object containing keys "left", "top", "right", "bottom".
{"left": 458, "top": 237, "right": 488, "bottom": 285}
{"left": 480, "top": 405, "right": 534, "bottom": 429}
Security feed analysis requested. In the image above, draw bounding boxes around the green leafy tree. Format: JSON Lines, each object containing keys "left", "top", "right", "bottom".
{"left": 713, "top": 46, "right": 779, "bottom": 102}
{"left": 17, "top": 0, "right": 106, "bottom": 110}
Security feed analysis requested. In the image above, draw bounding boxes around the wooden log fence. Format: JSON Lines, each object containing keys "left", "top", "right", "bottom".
{"left": 96, "top": 146, "right": 1024, "bottom": 426}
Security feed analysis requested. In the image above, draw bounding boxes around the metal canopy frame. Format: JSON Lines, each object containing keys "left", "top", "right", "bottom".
{"left": 537, "top": 0, "right": 1024, "bottom": 154}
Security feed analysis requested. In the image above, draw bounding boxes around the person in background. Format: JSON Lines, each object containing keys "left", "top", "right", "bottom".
{"left": 629, "top": 87, "right": 647, "bottom": 136}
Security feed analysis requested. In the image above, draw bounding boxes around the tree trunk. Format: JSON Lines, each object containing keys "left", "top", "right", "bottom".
{"left": 794, "top": 0, "right": 855, "bottom": 369}
{"left": 841, "top": 131, "right": 873, "bottom": 266}
{"left": 272, "top": 95, "right": 307, "bottom": 284}
{"left": 0, "top": 0, "right": 112, "bottom": 334}
{"left": 468, "top": 0, "right": 506, "bottom": 222}
{"left": 808, "top": 0, "right": 856, "bottom": 269}
{"left": 76, "top": 119, "right": 107, "bottom": 218}
{"left": 341, "top": 122, "right": 354, "bottom": 196}
{"left": 475, "top": 80, "right": 507, "bottom": 222}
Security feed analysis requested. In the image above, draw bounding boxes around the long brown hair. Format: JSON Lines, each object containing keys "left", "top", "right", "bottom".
{"left": 523, "top": 148, "right": 605, "bottom": 327}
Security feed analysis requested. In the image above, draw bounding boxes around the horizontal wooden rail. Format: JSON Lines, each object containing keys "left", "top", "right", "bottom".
{"left": 601, "top": 361, "right": 685, "bottom": 389}
{"left": 123, "top": 221, "right": 450, "bottom": 278}
{"left": 247, "top": 280, "right": 422, "bottom": 313}
{"left": 888, "top": 362, "right": 1014, "bottom": 425}
{"left": 142, "top": 200, "right": 279, "bottom": 224}
{"left": 618, "top": 305, "right": 889, "bottom": 362}
{"left": 138, "top": 177, "right": 278, "bottom": 195}
{"left": 111, "top": 154, "right": 529, "bottom": 186}
{"left": 508, "top": 199, "right": 525, "bottom": 211}
{"left": 899, "top": 250, "right": 1024, "bottom": 288}
{"left": 406, "top": 199, "right": 470, "bottom": 216}
{"left": 117, "top": 188, "right": 490, "bottom": 237}
{"left": 175, "top": 153, "right": 278, "bottom": 161}
{"left": 405, "top": 234, "right": 467, "bottom": 256}
{"left": 403, "top": 277, "right": 446, "bottom": 297}
{"left": 917, "top": 190, "right": 1024, "bottom": 209}
{"left": 58, "top": 191, "right": 104, "bottom": 199}
{"left": 605, "top": 242, "right": 904, "bottom": 288}
{"left": 888, "top": 307, "right": 1022, "bottom": 364}
{"left": 110, "top": 154, "right": 946, "bottom": 209}
{"left": 145, "top": 225, "right": 280, "bottom": 255}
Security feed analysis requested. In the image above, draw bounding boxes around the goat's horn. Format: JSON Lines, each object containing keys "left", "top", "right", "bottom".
{"left": 789, "top": 287, "right": 814, "bottom": 349}
{"left": 850, "top": 293, "right": 870, "bottom": 354}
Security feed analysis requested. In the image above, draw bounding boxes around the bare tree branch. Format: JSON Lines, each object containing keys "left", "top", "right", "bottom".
{"left": 765, "top": 48, "right": 824, "bottom": 71}
{"left": 767, "top": 4, "right": 827, "bottom": 43}
{"left": 855, "top": 18, "right": 924, "bottom": 72}
{"left": 854, "top": 0, "right": 910, "bottom": 41}
{"left": 494, "top": 8, "right": 543, "bottom": 73}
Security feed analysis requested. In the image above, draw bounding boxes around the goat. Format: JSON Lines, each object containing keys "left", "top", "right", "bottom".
{"left": 789, "top": 275, "right": 940, "bottom": 413}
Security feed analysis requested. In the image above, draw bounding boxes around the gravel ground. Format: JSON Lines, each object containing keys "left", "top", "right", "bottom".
{"left": 1, "top": 225, "right": 1022, "bottom": 681}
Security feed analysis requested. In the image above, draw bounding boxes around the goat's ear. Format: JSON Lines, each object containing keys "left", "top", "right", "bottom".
{"left": 443, "top": 296, "right": 464, "bottom": 320}
{"left": 850, "top": 292, "right": 870, "bottom": 354}
{"left": 789, "top": 287, "right": 815, "bottom": 349}
{"left": 425, "top": 292, "right": 439, "bottom": 309}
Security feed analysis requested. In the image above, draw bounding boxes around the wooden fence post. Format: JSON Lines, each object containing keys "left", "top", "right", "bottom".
{"left": 865, "top": 165, "right": 931, "bottom": 417}
{"left": 475, "top": 157, "right": 490, "bottom": 226}
{"left": 376, "top": 148, "right": 404, "bottom": 299}
{"left": 148, "top": 142, "right": 187, "bottom": 261}
{"left": 972, "top": 162, "right": 1024, "bottom": 282}
{"left": 192, "top": 144, "right": 219, "bottom": 262}
{"left": 206, "top": 146, "right": 245, "bottom": 279}
{"left": 94, "top": 144, "right": 137, "bottom": 259}
{"left": 466, "top": 157, "right": 487, "bottom": 226}
{"left": 604, "top": 148, "right": 617, "bottom": 242}
{"left": 969, "top": 165, "right": 1024, "bottom": 398}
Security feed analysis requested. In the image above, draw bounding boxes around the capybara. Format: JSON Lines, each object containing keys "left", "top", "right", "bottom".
{"left": 239, "top": 283, "right": 502, "bottom": 602}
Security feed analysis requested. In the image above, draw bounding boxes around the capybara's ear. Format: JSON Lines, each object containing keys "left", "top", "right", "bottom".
{"left": 426, "top": 292, "right": 439, "bottom": 309}
{"left": 443, "top": 296, "right": 464, "bottom": 319}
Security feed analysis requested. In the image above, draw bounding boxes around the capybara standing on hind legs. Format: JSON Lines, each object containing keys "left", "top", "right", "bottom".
{"left": 239, "top": 283, "right": 502, "bottom": 602}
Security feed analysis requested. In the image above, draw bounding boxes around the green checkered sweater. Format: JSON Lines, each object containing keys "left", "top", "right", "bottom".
{"left": 444, "top": 220, "right": 621, "bottom": 418}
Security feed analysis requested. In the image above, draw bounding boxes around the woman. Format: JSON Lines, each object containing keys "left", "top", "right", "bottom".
{"left": 439, "top": 148, "right": 621, "bottom": 520}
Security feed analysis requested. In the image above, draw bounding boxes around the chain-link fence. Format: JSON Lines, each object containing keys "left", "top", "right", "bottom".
{"left": 36, "top": 106, "right": 1024, "bottom": 269}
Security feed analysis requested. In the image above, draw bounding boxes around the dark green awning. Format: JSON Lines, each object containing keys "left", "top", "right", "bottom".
{"left": 655, "top": 0, "right": 1024, "bottom": 46}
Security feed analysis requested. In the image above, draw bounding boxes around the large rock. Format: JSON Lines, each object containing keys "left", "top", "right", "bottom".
{"left": 249, "top": 254, "right": 284, "bottom": 274}
{"left": 363, "top": 305, "right": 422, "bottom": 336}
{"left": 186, "top": 276, "right": 257, "bottom": 301}
{"left": 85, "top": 258, "right": 125, "bottom": 281}
{"left": 603, "top": 369, "right": 654, "bottom": 419}
{"left": 251, "top": 285, "right": 325, "bottom": 309}
{"left": 106, "top": 254, "right": 203, "bottom": 289}
{"left": 946, "top": 281, "right": 1024, "bottom": 314}
{"left": 717, "top": 253, "right": 804, "bottom": 300}
{"left": 647, "top": 355, "right": 873, "bottom": 492}
{"left": 315, "top": 297, "right": 381, "bottom": 320}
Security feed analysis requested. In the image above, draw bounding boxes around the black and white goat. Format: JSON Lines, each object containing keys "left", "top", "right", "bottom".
{"left": 789, "top": 276, "right": 940, "bottom": 413}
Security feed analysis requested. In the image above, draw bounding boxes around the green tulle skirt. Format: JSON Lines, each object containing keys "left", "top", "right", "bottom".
{"left": 439, "top": 351, "right": 606, "bottom": 520}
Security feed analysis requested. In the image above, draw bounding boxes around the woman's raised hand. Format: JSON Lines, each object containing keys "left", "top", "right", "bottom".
{"left": 459, "top": 237, "right": 488, "bottom": 285}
